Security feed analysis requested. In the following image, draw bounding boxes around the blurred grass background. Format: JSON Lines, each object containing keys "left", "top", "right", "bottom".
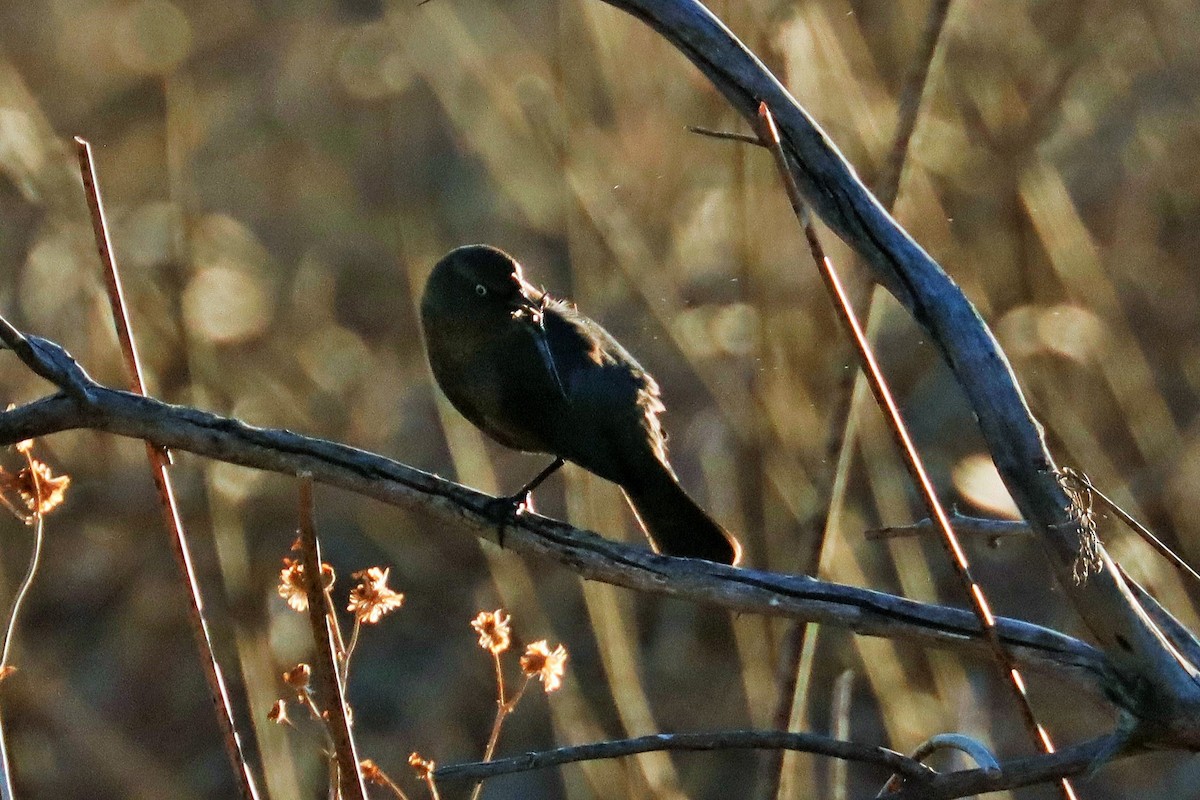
{"left": 0, "top": 0, "right": 1198, "bottom": 797}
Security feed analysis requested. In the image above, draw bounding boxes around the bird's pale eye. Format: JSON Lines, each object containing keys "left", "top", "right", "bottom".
{"left": 474, "top": 284, "right": 488, "bottom": 297}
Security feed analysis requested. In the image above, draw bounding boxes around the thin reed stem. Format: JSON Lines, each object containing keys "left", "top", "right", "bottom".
{"left": 765, "top": 5, "right": 956, "bottom": 797}
{"left": 340, "top": 619, "right": 362, "bottom": 684}
{"left": 74, "top": 136, "right": 262, "bottom": 800}
{"left": 757, "top": 101, "right": 1075, "bottom": 800}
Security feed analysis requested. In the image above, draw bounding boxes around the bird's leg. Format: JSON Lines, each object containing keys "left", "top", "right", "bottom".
{"left": 515, "top": 456, "right": 566, "bottom": 501}
{"left": 488, "top": 457, "right": 565, "bottom": 547}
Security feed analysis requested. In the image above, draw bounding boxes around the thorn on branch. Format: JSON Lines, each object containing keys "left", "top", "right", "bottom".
{"left": 686, "top": 125, "right": 765, "bottom": 147}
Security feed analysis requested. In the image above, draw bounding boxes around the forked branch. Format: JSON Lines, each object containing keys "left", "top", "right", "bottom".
{"left": 594, "top": 0, "right": 1200, "bottom": 746}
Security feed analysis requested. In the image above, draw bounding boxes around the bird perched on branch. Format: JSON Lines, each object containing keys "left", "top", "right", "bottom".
{"left": 420, "top": 244, "right": 742, "bottom": 566}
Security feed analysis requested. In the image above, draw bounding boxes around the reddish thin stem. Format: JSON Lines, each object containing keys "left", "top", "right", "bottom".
{"left": 756, "top": 104, "right": 1076, "bottom": 800}
{"left": 470, "top": 676, "right": 531, "bottom": 800}
{"left": 763, "top": 6, "right": 956, "bottom": 797}
{"left": 0, "top": 445, "right": 47, "bottom": 800}
{"left": 74, "top": 136, "right": 262, "bottom": 800}
{"left": 421, "top": 770, "right": 442, "bottom": 800}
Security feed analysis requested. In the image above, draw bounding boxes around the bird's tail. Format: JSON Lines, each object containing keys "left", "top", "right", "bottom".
{"left": 623, "top": 466, "right": 742, "bottom": 566}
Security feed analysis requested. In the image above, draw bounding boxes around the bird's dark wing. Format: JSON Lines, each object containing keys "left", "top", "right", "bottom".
{"left": 536, "top": 300, "right": 672, "bottom": 483}
{"left": 539, "top": 301, "right": 740, "bottom": 564}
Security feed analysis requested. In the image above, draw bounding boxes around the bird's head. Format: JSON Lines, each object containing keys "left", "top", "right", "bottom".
{"left": 425, "top": 244, "right": 545, "bottom": 323}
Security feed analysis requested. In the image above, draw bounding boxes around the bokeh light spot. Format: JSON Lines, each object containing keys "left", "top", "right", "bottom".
{"left": 297, "top": 325, "right": 373, "bottom": 394}
{"left": 996, "top": 305, "right": 1042, "bottom": 359}
{"left": 953, "top": 453, "right": 1021, "bottom": 519}
{"left": 115, "top": 0, "right": 192, "bottom": 74}
{"left": 23, "top": 228, "right": 90, "bottom": 327}
{"left": 336, "top": 22, "right": 410, "bottom": 101}
{"left": 712, "top": 303, "right": 759, "bottom": 356}
{"left": 0, "top": 109, "right": 46, "bottom": 199}
{"left": 672, "top": 306, "right": 717, "bottom": 359}
{"left": 183, "top": 266, "right": 271, "bottom": 344}
{"left": 1036, "top": 303, "right": 1106, "bottom": 363}
{"left": 209, "top": 460, "right": 265, "bottom": 505}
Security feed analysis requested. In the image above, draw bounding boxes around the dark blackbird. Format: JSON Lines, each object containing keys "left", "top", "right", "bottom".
{"left": 420, "top": 244, "right": 742, "bottom": 566}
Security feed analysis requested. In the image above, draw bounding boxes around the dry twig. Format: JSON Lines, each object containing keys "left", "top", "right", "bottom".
{"left": 435, "top": 730, "right": 934, "bottom": 784}
{"left": 755, "top": 100, "right": 1075, "bottom": 798}
{"left": 296, "top": 477, "right": 369, "bottom": 800}
{"left": 74, "top": 136, "right": 261, "bottom": 800}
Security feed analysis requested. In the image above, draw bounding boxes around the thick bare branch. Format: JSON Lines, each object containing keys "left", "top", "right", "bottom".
{"left": 0, "top": 329, "right": 1108, "bottom": 693}
{"left": 594, "top": 0, "right": 1200, "bottom": 744}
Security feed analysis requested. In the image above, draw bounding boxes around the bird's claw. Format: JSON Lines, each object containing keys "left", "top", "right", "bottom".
{"left": 485, "top": 491, "right": 535, "bottom": 549}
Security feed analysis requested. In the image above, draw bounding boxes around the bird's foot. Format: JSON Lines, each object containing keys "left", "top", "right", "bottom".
{"left": 484, "top": 490, "right": 535, "bottom": 549}
{"left": 484, "top": 457, "right": 564, "bottom": 549}
{"left": 485, "top": 490, "right": 535, "bottom": 519}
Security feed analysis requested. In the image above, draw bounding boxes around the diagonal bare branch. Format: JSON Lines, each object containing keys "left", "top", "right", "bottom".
{"left": 0, "top": 323, "right": 1110, "bottom": 694}
{"left": 595, "top": 0, "right": 1200, "bottom": 746}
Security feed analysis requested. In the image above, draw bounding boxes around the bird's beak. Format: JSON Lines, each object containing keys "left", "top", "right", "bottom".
{"left": 512, "top": 288, "right": 542, "bottom": 318}
{"left": 512, "top": 269, "right": 545, "bottom": 304}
